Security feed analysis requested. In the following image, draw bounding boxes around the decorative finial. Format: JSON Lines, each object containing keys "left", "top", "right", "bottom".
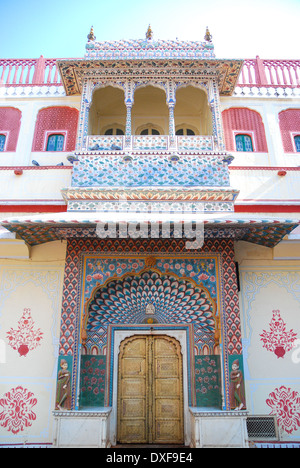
{"left": 204, "top": 26, "right": 212, "bottom": 42}
{"left": 146, "top": 24, "right": 153, "bottom": 41}
{"left": 87, "top": 26, "right": 96, "bottom": 42}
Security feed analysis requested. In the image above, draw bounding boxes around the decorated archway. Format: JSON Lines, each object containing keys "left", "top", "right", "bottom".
{"left": 82, "top": 269, "right": 217, "bottom": 350}
{"left": 90, "top": 270, "right": 215, "bottom": 323}
{"left": 77, "top": 255, "right": 224, "bottom": 412}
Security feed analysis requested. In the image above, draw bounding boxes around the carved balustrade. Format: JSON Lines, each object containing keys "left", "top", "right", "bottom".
{"left": 86, "top": 135, "right": 215, "bottom": 152}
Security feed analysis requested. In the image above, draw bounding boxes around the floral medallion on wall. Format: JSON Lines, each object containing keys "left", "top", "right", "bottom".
{"left": 6, "top": 308, "right": 43, "bottom": 357}
{"left": 267, "top": 386, "right": 300, "bottom": 435}
{"left": 0, "top": 386, "right": 37, "bottom": 434}
{"left": 260, "top": 310, "right": 297, "bottom": 359}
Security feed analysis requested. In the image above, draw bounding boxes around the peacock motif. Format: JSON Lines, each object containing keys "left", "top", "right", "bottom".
{"left": 87, "top": 270, "right": 215, "bottom": 334}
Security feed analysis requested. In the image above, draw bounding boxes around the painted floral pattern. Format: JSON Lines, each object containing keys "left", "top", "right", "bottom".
{"left": 266, "top": 386, "right": 300, "bottom": 435}
{"left": 0, "top": 386, "right": 37, "bottom": 434}
{"left": 6, "top": 308, "right": 43, "bottom": 357}
{"left": 80, "top": 356, "right": 106, "bottom": 407}
{"left": 85, "top": 37, "right": 216, "bottom": 60}
{"left": 71, "top": 154, "right": 230, "bottom": 188}
{"left": 195, "top": 356, "right": 222, "bottom": 408}
{"left": 260, "top": 310, "right": 297, "bottom": 359}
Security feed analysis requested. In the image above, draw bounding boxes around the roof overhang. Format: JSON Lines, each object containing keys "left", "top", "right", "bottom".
{"left": 56, "top": 58, "right": 243, "bottom": 96}
{"left": 1, "top": 212, "right": 298, "bottom": 248}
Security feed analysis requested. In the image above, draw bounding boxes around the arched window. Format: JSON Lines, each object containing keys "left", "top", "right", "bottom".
{"left": 235, "top": 134, "right": 254, "bottom": 152}
{"left": 294, "top": 135, "right": 300, "bottom": 152}
{"left": 176, "top": 128, "right": 195, "bottom": 136}
{"left": 0, "top": 107, "right": 22, "bottom": 152}
{"left": 46, "top": 134, "right": 65, "bottom": 151}
{"left": 222, "top": 108, "right": 268, "bottom": 152}
{"left": 279, "top": 110, "right": 300, "bottom": 153}
{"left": 32, "top": 107, "right": 78, "bottom": 152}
{"left": 136, "top": 123, "right": 164, "bottom": 136}
{"left": 140, "top": 128, "right": 160, "bottom": 135}
{"left": 104, "top": 127, "right": 124, "bottom": 135}
{"left": 0, "top": 134, "right": 6, "bottom": 152}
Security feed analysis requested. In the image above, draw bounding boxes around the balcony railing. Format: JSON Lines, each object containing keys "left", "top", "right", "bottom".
{"left": 0, "top": 56, "right": 62, "bottom": 86}
{"left": 238, "top": 57, "right": 300, "bottom": 88}
{"left": 1, "top": 56, "right": 299, "bottom": 89}
{"left": 87, "top": 135, "right": 215, "bottom": 152}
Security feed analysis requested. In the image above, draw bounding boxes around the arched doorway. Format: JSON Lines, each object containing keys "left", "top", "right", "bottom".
{"left": 132, "top": 85, "right": 168, "bottom": 135}
{"left": 117, "top": 335, "right": 184, "bottom": 445}
{"left": 174, "top": 85, "right": 212, "bottom": 135}
{"left": 88, "top": 86, "right": 126, "bottom": 135}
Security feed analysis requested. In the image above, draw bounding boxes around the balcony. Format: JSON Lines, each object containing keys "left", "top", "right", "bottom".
{"left": 87, "top": 135, "right": 215, "bottom": 152}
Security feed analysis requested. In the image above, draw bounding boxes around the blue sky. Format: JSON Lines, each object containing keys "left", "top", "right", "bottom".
{"left": 0, "top": 0, "right": 299, "bottom": 59}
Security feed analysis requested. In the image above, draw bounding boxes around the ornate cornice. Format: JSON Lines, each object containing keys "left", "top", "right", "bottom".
{"left": 57, "top": 58, "right": 243, "bottom": 96}
{"left": 189, "top": 408, "right": 249, "bottom": 418}
{"left": 61, "top": 187, "right": 239, "bottom": 202}
{"left": 53, "top": 409, "right": 112, "bottom": 418}
{"left": 1, "top": 215, "right": 298, "bottom": 248}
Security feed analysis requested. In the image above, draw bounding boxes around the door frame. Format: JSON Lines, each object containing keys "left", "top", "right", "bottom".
{"left": 108, "top": 326, "right": 192, "bottom": 447}
{"left": 117, "top": 334, "right": 184, "bottom": 445}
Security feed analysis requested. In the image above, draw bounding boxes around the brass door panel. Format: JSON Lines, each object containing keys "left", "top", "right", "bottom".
{"left": 153, "top": 336, "right": 183, "bottom": 444}
{"left": 118, "top": 337, "right": 148, "bottom": 444}
{"left": 118, "top": 335, "right": 184, "bottom": 445}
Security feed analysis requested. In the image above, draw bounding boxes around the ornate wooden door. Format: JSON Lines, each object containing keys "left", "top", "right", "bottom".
{"left": 118, "top": 335, "right": 184, "bottom": 445}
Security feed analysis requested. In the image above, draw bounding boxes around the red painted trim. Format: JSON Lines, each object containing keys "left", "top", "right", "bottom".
{"left": 0, "top": 205, "right": 67, "bottom": 213}
{"left": 238, "top": 198, "right": 300, "bottom": 202}
{"left": 0, "top": 166, "right": 299, "bottom": 172}
{"left": 0, "top": 166, "right": 72, "bottom": 170}
{"left": 235, "top": 205, "right": 300, "bottom": 213}
{"left": 230, "top": 166, "right": 300, "bottom": 171}
{"left": 0, "top": 204, "right": 299, "bottom": 214}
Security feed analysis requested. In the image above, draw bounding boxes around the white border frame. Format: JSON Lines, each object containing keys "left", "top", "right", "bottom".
{"left": 233, "top": 130, "right": 257, "bottom": 152}
{"left": 43, "top": 130, "right": 67, "bottom": 152}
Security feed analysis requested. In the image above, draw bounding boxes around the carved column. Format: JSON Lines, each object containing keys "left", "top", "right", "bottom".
{"left": 76, "top": 79, "right": 91, "bottom": 151}
{"left": 125, "top": 101, "right": 133, "bottom": 150}
{"left": 167, "top": 81, "right": 177, "bottom": 150}
{"left": 168, "top": 100, "right": 176, "bottom": 150}
{"left": 209, "top": 79, "right": 226, "bottom": 151}
{"left": 124, "top": 81, "right": 134, "bottom": 150}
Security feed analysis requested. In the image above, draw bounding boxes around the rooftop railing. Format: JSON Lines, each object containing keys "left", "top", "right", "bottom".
{"left": 238, "top": 56, "right": 300, "bottom": 88}
{"left": 0, "top": 56, "right": 62, "bottom": 86}
{"left": 0, "top": 55, "right": 299, "bottom": 89}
